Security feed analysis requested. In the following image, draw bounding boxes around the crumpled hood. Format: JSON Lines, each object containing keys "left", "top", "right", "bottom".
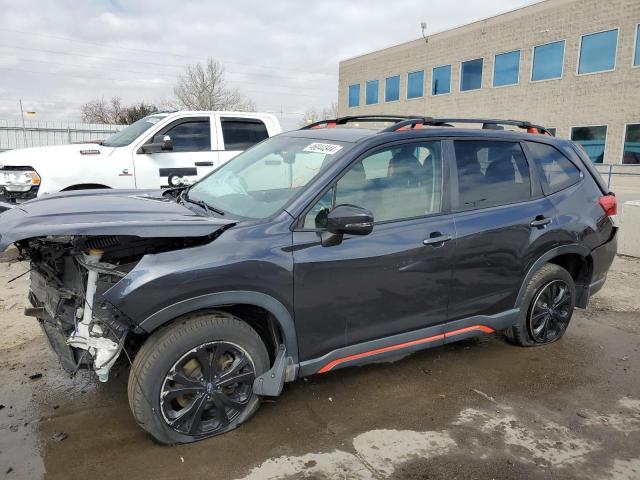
{"left": 0, "top": 189, "right": 235, "bottom": 251}
{"left": 0, "top": 143, "right": 116, "bottom": 170}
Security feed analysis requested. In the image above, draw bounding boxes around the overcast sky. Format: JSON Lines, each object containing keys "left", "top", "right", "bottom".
{"left": 0, "top": 0, "right": 538, "bottom": 129}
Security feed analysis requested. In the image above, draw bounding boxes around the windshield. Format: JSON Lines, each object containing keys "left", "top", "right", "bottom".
{"left": 101, "top": 115, "right": 166, "bottom": 147}
{"left": 188, "top": 136, "right": 350, "bottom": 219}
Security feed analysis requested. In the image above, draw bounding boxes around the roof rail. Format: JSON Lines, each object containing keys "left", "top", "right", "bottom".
{"left": 380, "top": 117, "right": 552, "bottom": 135}
{"left": 300, "top": 115, "right": 418, "bottom": 130}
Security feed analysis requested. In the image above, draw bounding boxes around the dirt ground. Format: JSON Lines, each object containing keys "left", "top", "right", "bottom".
{"left": 0, "top": 248, "right": 639, "bottom": 480}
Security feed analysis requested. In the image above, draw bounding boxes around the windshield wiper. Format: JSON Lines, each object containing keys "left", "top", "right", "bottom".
{"left": 180, "top": 191, "right": 225, "bottom": 216}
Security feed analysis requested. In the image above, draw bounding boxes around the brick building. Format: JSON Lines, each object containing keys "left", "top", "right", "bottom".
{"left": 338, "top": 0, "right": 640, "bottom": 164}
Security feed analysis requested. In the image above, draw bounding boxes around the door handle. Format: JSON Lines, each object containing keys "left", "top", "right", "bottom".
{"left": 195, "top": 161, "right": 214, "bottom": 166}
{"left": 530, "top": 216, "right": 552, "bottom": 228}
{"left": 423, "top": 233, "right": 452, "bottom": 246}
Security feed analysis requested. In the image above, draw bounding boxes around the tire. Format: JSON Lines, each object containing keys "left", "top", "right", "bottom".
{"left": 505, "top": 263, "right": 576, "bottom": 347}
{"left": 127, "top": 311, "right": 269, "bottom": 445}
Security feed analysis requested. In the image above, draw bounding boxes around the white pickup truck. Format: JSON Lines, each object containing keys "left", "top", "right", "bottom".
{"left": 0, "top": 111, "right": 281, "bottom": 212}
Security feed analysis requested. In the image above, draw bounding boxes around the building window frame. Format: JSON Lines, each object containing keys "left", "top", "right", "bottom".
{"left": 365, "top": 79, "right": 379, "bottom": 105}
{"left": 406, "top": 69, "right": 425, "bottom": 100}
{"left": 633, "top": 23, "right": 640, "bottom": 68}
{"left": 570, "top": 124, "right": 609, "bottom": 164}
{"left": 459, "top": 57, "right": 484, "bottom": 92}
{"left": 384, "top": 75, "right": 401, "bottom": 103}
{"left": 348, "top": 83, "right": 360, "bottom": 108}
{"left": 431, "top": 64, "right": 452, "bottom": 96}
{"left": 576, "top": 27, "right": 619, "bottom": 76}
{"left": 530, "top": 39, "right": 566, "bottom": 83}
{"left": 621, "top": 122, "right": 640, "bottom": 164}
{"left": 491, "top": 49, "right": 521, "bottom": 88}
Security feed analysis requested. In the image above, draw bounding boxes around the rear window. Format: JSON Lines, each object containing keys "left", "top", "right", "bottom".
{"left": 526, "top": 142, "right": 582, "bottom": 195}
{"left": 454, "top": 140, "right": 531, "bottom": 210}
{"left": 221, "top": 118, "right": 269, "bottom": 151}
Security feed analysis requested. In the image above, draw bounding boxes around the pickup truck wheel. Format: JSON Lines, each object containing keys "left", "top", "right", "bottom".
{"left": 127, "top": 311, "right": 269, "bottom": 445}
{"left": 505, "top": 263, "right": 576, "bottom": 347}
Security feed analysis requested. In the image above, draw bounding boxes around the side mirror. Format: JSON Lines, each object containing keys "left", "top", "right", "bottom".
{"left": 141, "top": 134, "right": 173, "bottom": 153}
{"left": 321, "top": 204, "right": 373, "bottom": 247}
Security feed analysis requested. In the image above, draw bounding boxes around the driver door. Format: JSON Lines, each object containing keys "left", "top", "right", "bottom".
{"left": 292, "top": 140, "right": 455, "bottom": 362}
{"left": 133, "top": 116, "right": 219, "bottom": 189}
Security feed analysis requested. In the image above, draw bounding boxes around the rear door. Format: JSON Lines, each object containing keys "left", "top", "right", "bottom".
{"left": 292, "top": 140, "right": 454, "bottom": 361}
{"left": 133, "top": 116, "right": 218, "bottom": 189}
{"left": 448, "top": 138, "right": 557, "bottom": 320}
{"left": 216, "top": 116, "right": 271, "bottom": 167}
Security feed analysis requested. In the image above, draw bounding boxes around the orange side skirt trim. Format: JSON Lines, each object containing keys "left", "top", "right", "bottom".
{"left": 318, "top": 324, "right": 494, "bottom": 373}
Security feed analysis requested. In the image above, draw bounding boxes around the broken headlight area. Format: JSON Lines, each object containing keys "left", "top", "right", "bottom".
{"left": 17, "top": 234, "right": 211, "bottom": 382}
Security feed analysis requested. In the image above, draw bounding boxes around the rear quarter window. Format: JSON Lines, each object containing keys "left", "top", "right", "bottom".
{"left": 526, "top": 142, "right": 582, "bottom": 195}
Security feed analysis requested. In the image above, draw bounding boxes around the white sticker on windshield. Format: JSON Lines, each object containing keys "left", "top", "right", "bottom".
{"left": 146, "top": 118, "right": 160, "bottom": 124}
{"left": 304, "top": 143, "right": 343, "bottom": 155}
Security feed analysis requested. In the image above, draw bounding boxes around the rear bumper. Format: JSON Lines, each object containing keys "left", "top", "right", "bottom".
{"left": 579, "top": 228, "right": 618, "bottom": 306}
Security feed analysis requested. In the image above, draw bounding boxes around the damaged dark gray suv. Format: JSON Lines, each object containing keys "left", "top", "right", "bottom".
{"left": 0, "top": 116, "right": 618, "bottom": 444}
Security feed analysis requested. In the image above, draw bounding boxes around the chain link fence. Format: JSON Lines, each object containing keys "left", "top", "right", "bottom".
{"left": 0, "top": 119, "right": 124, "bottom": 152}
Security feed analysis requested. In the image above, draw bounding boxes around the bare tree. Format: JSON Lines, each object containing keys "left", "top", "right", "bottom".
{"left": 81, "top": 97, "right": 157, "bottom": 124}
{"left": 81, "top": 97, "right": 121, "bottom": 124}
{"left": 172, "top": 58, "right": 256, "bottom": 111}
{"left": 300, "top": 102, "right": 338, "bottom": 127}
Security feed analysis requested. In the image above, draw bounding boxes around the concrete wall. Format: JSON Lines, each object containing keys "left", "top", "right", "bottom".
{"left": 619, "top": 201, "right": 640, "bottom": 257}
{"left": 338, "top": 0, "right": 640, "bottom": 165}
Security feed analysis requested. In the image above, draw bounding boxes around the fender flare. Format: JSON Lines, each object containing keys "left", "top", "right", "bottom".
{"left": 514, "top": 244, "right": 591, "bottom": 309}
{"left": 137, "top": 290, "right": 299, "bottom": 364}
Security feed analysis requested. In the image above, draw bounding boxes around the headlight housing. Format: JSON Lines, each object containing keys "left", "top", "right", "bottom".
{"left": 0, "top": 169, "right": 41, "bottom": 192}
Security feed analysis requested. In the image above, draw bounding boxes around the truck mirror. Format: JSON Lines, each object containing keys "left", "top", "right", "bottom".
{"left": 141, "top": 134, "right": 173, "bottom": 153}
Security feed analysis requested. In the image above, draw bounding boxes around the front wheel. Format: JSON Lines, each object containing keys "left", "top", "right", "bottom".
{"left": 505, "top": 263, "right": 576, "bottom": 347}
{"left": 128, "top": 311, "right": 269, "bottom": 444}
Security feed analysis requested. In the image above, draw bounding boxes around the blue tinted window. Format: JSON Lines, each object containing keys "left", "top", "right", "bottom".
{"left": 432, "top": 65, "right": 451, "bottom": 95}
{"left": 578, "top": 29, "right": 618, "bottom": 74}
{"left": 348, "top": 84, "right": 360, "bottom": 108}
{"left": 633, "top": 25, "right": 640, "bottom": 66}
{"left": 407, "top": 70, "right": 424, "bottom": 99}
{"left": 366, "top": 80, "right": 379, "bottom": 105}
{"left": 571, "top": 126, "right": 607, "bottom": 163}
{"left": 385, "top": 75, "right": 400, "bottom": 102}
{"left": 493, "top": 50, "right": 520, "bottom": 86}
{"left": 460, "top": 58, "right": 483, "bottom": 91}
{"left": 623, "top": 124, "right": 640, "bottom": 164}
{"left": 532, "top": 41, "right": 565, "bottom": 81}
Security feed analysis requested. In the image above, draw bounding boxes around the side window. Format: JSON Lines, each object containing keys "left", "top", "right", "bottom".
{"left": 303, "top": 188, "right": 334, "bottom": 229}
{"left": 165, "top": 120, "right": 211, "bottom": 152}
{"left": 221, "top": 118, "right": 269, "bottom": 151}
{"left": 454, "top": 140, "right": 531, "bottom": 210}
{"left": 328, "top": 141, "right": 443, "bottom": 224}
{"left": 526, "top": 142, "right": 582, "bottom": 194}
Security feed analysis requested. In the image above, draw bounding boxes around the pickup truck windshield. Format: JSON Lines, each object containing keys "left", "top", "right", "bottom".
{"left": 101, "top": 115, "right": 166, "bottom": 147}
{"left": 188, "top": 136, "right": 350, "bottom": 219}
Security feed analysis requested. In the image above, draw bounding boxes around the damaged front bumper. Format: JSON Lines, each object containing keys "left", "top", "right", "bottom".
{"left": 26, "top": 246, "right": 130, "bottom": 381}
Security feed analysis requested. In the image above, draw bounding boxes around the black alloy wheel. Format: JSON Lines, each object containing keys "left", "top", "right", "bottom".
{"left": 528, "top": 279, "right": 572, "bottom": 344}
{"left": 160, "top": 341, "right": 256, "bottom": 437}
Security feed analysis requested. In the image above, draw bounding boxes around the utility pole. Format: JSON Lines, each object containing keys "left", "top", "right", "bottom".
{"left": 19, "top": 99, "right": 27, "bottom": 147}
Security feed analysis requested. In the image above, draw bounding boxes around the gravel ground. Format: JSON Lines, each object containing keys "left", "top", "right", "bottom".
{"left": 0, "top": 249, "right": 638, "bottom": 480}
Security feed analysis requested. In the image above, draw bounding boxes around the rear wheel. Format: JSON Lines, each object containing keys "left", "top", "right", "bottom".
{"left": 128, "top": 311, "right": 269, "bottom": 444}
{"left": 505, "top": 263, "right": 576, "bottom": 347}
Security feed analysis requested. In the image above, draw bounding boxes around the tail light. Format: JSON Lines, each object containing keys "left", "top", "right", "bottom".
{"left": 598, "top": 194, "right": 617, "bottom": 216}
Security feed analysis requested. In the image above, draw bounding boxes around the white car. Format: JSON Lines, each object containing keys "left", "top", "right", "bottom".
{"left": 0, "top": 111, "right": 281, "bottom": 212}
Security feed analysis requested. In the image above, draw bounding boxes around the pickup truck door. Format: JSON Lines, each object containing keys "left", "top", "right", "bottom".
{"left": 132, "top": 115, "right": 219, "bottom": 189}
{"left": 215, "top": 115, "right": 271, "bottom": 167}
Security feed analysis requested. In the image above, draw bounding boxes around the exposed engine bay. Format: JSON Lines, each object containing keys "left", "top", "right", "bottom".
{"left": 17, "top": 235, "right": 213, "bottom": 381}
